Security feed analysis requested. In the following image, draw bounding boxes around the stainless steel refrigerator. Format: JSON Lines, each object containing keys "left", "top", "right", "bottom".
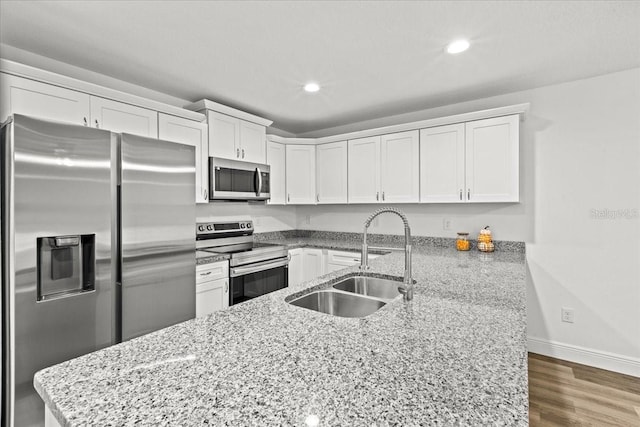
{"left": 1, "top": 115, "right": 196, "bottom": 426}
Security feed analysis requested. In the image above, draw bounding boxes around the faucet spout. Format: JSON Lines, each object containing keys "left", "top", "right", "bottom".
{"left": 360, "top": 207, "right": 413, "bottom": 301}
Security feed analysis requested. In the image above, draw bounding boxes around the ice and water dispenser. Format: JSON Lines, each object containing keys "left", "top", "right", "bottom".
{"left": 36, "top": 234, "right": 96, "bottom": 301}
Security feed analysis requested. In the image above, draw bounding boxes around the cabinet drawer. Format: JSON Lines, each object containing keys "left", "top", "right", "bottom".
{"left": 196, "top": 260, "right": 229, "bottom": 284}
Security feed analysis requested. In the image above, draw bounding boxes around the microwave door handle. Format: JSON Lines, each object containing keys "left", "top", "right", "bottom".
{"left": 255, "top": 167, "right": 262, "bottom": 196}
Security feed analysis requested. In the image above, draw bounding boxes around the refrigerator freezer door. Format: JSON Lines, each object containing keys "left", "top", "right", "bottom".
{"left": 2, "top": 115, "right": 116, "bottom": 427}
{"left": 120, "top": 134, "right": 195, "bottom": 341}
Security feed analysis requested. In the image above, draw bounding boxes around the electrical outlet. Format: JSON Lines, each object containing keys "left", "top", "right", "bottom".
{"left": 373, "top": 217, "right": 379, "bottom": 227}
{"left": 304, "top": 215, "right": 311, "bottom": 225}
{"left": 443, "top": 218, "right": 452, "bottom": 230}
{"left": 561, "top": 307, "right": 574, "bottom": 323}
{"left": 254, "top": 217, "right": 262, "bottom": 226}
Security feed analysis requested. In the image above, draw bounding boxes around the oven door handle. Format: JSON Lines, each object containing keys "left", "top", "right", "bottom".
{"left": 230, "top": 257, "right": 289, "bottom": 277}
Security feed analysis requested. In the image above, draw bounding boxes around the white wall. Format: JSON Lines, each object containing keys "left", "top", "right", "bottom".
{"left": 291, "top": 68, "right": 640, "bottom": 375}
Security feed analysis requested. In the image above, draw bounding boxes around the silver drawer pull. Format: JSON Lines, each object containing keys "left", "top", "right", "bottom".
{"left": 199, "top": 271, "right": 212, "bottom": 276}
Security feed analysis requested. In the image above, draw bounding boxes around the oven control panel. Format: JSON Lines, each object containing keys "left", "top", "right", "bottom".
{"left": 196, "top": 220, "right": 253, "bottom": 237}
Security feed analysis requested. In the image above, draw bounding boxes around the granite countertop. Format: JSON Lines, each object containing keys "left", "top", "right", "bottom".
{"left": 35, "top": 239, "right": 528, "bottom": 426}
{"left": 196, "top": 250, "right": 229, "bottom": 265}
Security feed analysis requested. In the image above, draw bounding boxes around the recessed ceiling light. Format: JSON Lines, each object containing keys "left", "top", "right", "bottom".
{"left": 304, "top": 82, "right": 320, "bottom": 93}
{"left": 446, "top": 39, "right": 470, "bottom": 54}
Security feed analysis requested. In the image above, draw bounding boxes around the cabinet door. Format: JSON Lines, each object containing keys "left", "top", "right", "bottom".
{"left": 288, "top": 248, "right": 303, "bottom": 286}
{"left": 0, "top": 73, "right": 90, "bottom": 125}
{"left": 316, "top": 141, "right": 348, "bottom": 204}
{"left": 196, "top": 278, "right": 229, "bottom": 317}
{"left": 302, "top": 248, "right": 325, "bottom": 282}
{"left": 420, "top": 124, "right": 465, "bottom": 203}
{"left": 465, "top": 115, "right": 519, "bottom": 202}
{"left": 285, "top": 145, "right": 316, "bottom": 204}
{"left": 380, "top": 130, "right": 419, "bottom": 203}
{"left": 90, "top": 96, "right": 158, "bottom": 137}
{"left": 348, "top": 136, "right": 381, "bottom": 203}
{"left": 266, "top": 141, "right": 286, "bottom": 205}
{"left": 239, "top": 120, "right": 266, "bottom": 163}
{"left": 208, "top": 110, "right": 240, "bottom": 160}
{"left": 158, "top": 113, "right": 209, "bottom": 203}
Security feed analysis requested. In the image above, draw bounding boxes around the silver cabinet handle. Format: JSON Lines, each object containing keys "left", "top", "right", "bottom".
{"left": 83, "top": 117, "right": 88, "bottom": 126}
{"left": 242, "top": 149, "right": 245, "bottom": 158}
{"left": 287, "top": 194, "right": 290, "bottom": 202}
{"left": 204, "top": 189, "right": 208, "bottom": 200}
{"left": 199, "top": 271, "right": 212, "bottom": 276}
{"left": 376, "top": 192, "right": 379, "bottom": 201}
{"left": 459, "top": 189, "right": 462, "bottom": 201}
{"left": 224, "top": 281, "right": 228, "bottom": 293}
{"left": 467, "top": 189, "right": 470, "bottom": 200}
{"left": 94, "top": 119, "right": 99, "bottom": 129}
{"left": 382, "top": 191, "right": 385, "bottom": 201}
{"left": 316, "top": 194, "right": 319, "bottom": 202}
{"left": 236, "top": 148, "right": 240, "bottom": 158}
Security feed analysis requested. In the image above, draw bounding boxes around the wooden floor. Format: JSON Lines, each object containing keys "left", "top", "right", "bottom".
{"left": 528, "top": 353, "right": 640, "bottom": 426}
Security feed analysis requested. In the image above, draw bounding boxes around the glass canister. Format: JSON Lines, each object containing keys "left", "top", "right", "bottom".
{"left": 456, "top": 232, "right": 470, "bottom": 251}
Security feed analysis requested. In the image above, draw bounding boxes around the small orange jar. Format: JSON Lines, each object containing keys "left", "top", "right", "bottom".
{"left": 456, "top": 232, "right": 470, "bottom": 251}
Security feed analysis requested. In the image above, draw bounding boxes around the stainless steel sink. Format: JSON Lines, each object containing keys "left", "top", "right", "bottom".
{"left": 288, "top": 290, "right": 385, "bottom": 318}
{"left": 332, "top": 276, "right": 402, "bottom": 301}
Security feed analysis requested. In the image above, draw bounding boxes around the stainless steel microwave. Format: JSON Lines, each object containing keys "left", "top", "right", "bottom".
{"left": 209, "top": 157, "right": 270, "bottom": 201}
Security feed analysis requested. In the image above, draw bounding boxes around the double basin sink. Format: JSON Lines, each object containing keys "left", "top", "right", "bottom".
{"left": 288, "top": 276, "right": 403, "bottom": 318}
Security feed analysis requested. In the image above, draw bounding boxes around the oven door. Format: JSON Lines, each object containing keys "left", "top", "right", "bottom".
{"left": 209, "top": 157, "right": 270, "bottom": 201}
{"left": 229, "top": 257, "right": 289, "bottom": 305}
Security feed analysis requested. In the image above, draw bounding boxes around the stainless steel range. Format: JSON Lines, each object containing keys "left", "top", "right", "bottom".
{"left": 196, "top": 220, "right": 289, "bottom": 305}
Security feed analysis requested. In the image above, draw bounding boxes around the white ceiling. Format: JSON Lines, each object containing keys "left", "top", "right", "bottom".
{"left": 1, "top": 1, "right": 639, "bottom": 136}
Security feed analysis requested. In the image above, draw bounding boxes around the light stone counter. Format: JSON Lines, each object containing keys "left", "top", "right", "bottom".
{"left": 35, "top": 241, "right": 527, "bottom": 426}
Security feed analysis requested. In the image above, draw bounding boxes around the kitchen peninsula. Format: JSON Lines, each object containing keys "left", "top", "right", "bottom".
{"left": 35, "top": 238, "right": 528, "bottom": 426}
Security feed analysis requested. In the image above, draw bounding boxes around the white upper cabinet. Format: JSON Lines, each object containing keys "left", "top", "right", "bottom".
{"left": 348, "top": 131, "right": 419, "bottom": 203}
{"left": 158, "top": 113, "right": 209, "bottom": 204}
{"left": 380, "top": 130, "right": 419, "bottom": 203}
{"left": 420, "top": 115, "right": 519, "bottom": 203}
{"left": 89, "top": 96, "right": 158, "bottom": 138}
{"left": 266, "top": 140, "right": 286, "bottom": 205}
{"left": 239, "top": 120, "right": 267, "bottom": 163}
{"left": 286, "top": 145, "right": 316, "bottom": 204}
{"left": 420, "top": 123, "right": 466, "bottom": 203}
{"left": 206, "top": 111, "right": 267, "bottom": 163}
{"left": 465, "top": 115, "right": 519, "bottom": 202}
{"left": 316, "top": 141, "right": 348, "bottom": 204}
{"left": 0, "top": 73, "right": 90, "bottom": 125}
{"left": 348, "top": 136, "right": 381, "bottom": 203}
{"left": 207, "top": 110, "right": 240, "bottom": 160}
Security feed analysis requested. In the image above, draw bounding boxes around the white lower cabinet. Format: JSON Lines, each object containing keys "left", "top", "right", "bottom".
{"left": 195, "top": 260, "right": 229, "bottom": 317}
{"left": 288, "top": 247, "right": 326, "bottom": 286}
{"left": 326, "top": 250, "right": 380, "bottom": 273}
{"left": 288, "top": 248, "right": 303, "bottom": 286}
{"left": 302, "top": 248, "right": 325, "bottom": 281}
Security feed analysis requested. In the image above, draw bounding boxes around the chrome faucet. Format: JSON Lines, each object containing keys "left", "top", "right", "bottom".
{"left": 360, "top": 207, "right": 413, "bottom": 301}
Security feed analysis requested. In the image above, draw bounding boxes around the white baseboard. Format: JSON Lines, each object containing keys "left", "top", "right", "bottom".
{"left": 528, "top": 336, "right": 640, "bottom": 377}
